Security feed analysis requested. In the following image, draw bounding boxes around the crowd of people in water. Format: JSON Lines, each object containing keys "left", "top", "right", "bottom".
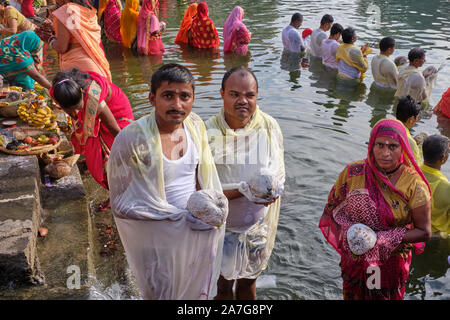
{"left": 0, "top": 0, "right": 449, "bottom": 301}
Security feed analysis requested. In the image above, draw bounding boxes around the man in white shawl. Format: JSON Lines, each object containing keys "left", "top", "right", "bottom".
{"left": 395, "top": 48, "right": 438, "bottom": 105}
{"left": 206, "top": 66, "right": 285, "bottom": 299}
{"left": 309, "top": 14, "right": 334, "bottom": 58}
{"left": 107, "top": 64, "right": 226, "bottom": 300}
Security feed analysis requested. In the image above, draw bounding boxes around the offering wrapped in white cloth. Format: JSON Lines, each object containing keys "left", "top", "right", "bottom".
{"left": 347, "top": 223, "right": 378, "bottom": 256}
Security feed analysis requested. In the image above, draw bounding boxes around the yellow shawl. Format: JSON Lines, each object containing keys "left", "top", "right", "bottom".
{"left": 120, "top": 0, "right": 140, "bottom": 48}
{"left": 336, "top": 43, "right": 371, "bottom": 81}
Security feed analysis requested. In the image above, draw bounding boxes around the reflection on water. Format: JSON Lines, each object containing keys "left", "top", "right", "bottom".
{"left": 39, "top": 0, "right": 449, "bottom": 299}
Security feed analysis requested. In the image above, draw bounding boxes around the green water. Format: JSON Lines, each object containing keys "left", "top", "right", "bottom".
{"left": 42, "top": 0, "right": 450, "bottom": 299}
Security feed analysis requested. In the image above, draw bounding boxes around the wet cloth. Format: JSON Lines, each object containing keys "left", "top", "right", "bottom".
{"left": 371, "top": 54, "right": 398, "bottom": 89}
{"left": 52, "top": 3, "right": 112, "bottom": 81}
{"left": 190, "top": 2, "right": 219, "bottom": 49}
{"left": 103, "top": 0, "right": 122, "bottom": 43}
{"left": 223, "top": 6, "right": 251, "bottom": 56}
{"left": 281, "top": 25, "right": 305, "bottom": 53}
{"left": 68, "top": 71, "right": 134, "bottom": 189}
{"left": 120, "top": 0, "right": 139, "bottom": 48}
{"left": 174, "top": 2, "right": 197, "bottom": 45}
{"left": 309, "top": 28, "right": 327, "bottom": 58}
{"left": 321, "top": 38, "right": 339, "bottom": 69}
{"left": 0, "top": 30, "right": 43, "bottom": 89}
{"left": 336, "top": 43, "right": 370, "bottom": 81}
{"left": 107, "top": 111, "right": 225, "bottom": 299}
{"left": 319, "top": 118, "right": 431, "bottom": 300}
{"left": 205, "top": 107, "right": 285, "bottom": 280}
{"left": 1, "top": 6, "right": 36, "bottom": 33}
{"left": 434, "top": 87, "right": 450, "bottom": 118}
{"left": 420, "top": 164, "right": 449, "bottom": 238}
{"left": 395, "top": 65, "right": 427, "bottom": 103}
{"left": 136, "top": 0, "right": 164, "bottom": 55}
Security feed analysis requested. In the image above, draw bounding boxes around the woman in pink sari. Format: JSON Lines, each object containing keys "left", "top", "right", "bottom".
{"left": 102, "top": 0, "right": 122, "bottom": 43}
{"left": 136, "top": 0, "right": 164, "bottom": 55}
{"left": 50, "top": 67, "right": 134, "bottom": 210}
{"left": 223, "top": 6, "right": 251, "bottom": 56}
{"left": 319, "top": 118, "right": 431, "bottom": 300}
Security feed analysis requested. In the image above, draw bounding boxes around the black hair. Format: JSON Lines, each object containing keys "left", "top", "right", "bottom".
{"left": 0, "top": 0, "right": 10, "bottom": 6}
{"left": 150, "top": 63, "right": 195, "bottom": 95}
{"left": 320, "top": 14, "right": 334, "bottom": 26}
{"left": 221, "top": 66, "right": 258, "bottom": 91}
{"left": 330, "top": 23, "right": 343, "bottom": 36}
{"left": 423, "top": 134, "right": 449, "bottom": 164}
{"left": 379, "top": 37, "right": 395, "bottom": 52}
{"left": 70, "top": 0, "right": 93, "bottom": 9}
{"left": 291, "top": 13, "right": 303, "bottom": 24}
{"left": 408, "top": 48, "right": 426, "bottom": 62}
{"left": 395, "top": 95, "right": 421, "bottom": 122}
{"left": 342, "top": 27, "right": 355, "bottom": 44}
{"left": 52, "top": 67, "right": 90, "bottom": 109}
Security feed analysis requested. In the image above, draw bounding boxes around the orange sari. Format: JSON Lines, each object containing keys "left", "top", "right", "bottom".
{"left": 120, "top": 0, "right": 140, "bottom": 48}
{"left": 190, "top": 2, "right": 219, "bottom": 49}
{"left": 174, "top": 3, "right": 198, "bottom": 45}
{"left": 52, "top": 3, "right": 112, "bottom": 81}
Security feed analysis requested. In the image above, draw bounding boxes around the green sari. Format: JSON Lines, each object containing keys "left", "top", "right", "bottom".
{"left": 0, "top": 30, "right": 43, "bottom": 89}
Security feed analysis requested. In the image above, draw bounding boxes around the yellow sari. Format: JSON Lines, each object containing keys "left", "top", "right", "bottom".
{"left": 120, "top": 0, "right": 140, "bottom": 48}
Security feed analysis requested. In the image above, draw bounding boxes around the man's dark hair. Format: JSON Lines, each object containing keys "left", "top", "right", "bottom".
{"left": 52, "top": 67, "right": 90, "bottom": 109}
{"left": 395, "top": 95, "right": 421, "bottom": 122}
{"left": 0, "top": 0, "right": 10, "bottom": 6}
{"left": 291, "top": 13, "right": 303, "bottom": 24}
{"left": 330, "top": 23, "right": 343, "bottom": 36}
{"left": 150, "top": 63, "right": 195, "bottom": 95}
{"left": 320, "top": 14, "right": 334, "bottom": 26}
{"left": 342, "top": 27, "right": 356, "bottom": 44}
{"left": 423, "top": 134, "right": 450, "bottom": 164}
{"left": 221, "top": 66, "right": 258, "bottom": 91}
{"left": 379, "top": 37, "right": 395, "bottom": 52}
{"left": 408, "top": 48, "right": 426, "bottom": 63}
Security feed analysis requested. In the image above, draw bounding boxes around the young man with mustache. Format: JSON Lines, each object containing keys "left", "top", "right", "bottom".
{"left": 206, "top": 66, "right": 285, "bottom": 300}
{"left": 107, "top": 63, "right": 225, "bottom": 299}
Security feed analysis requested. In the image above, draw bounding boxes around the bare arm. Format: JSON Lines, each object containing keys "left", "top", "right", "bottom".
{"left": 50, "top": 19, "right": 70, "bottom": 53}
{"left": 25, "top": 67, "right": 52, "bottom": 89}
{"left": 0, "top": 18, "right": 18, "bottom": 35}
{"left": 223, "top": 189, "right": 243, "bottom": 200}
{"left": 402, "top": 202, "right": 431, "bottom": 243}
{"left": 98, "top": 104, "right": 121, "bottom": 137}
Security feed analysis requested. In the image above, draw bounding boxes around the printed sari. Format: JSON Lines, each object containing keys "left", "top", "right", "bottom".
{"left": 223, "top": 6, "right": 251, "bottom": 56}
{"left": 0, "top": 30, "right": 43, "bottom": 89}
{"left": 120, "top": 0, "right": 139, "bottom": 49}
{"left": 103, "top": 0, "right": 122, "bottom": 43}
{"left": 69, "top": 71, "right": 134, "bottom": 189}
{"left": 136, "top": 0, "right": 164, "bottom": 55}
{"left": 174, "top": 3, "right": 197, "bottom": 45}
{"left": 319, "top": 118, "right": 431, "bottom": 300}
{"left": 190, "top": 2, "right": 219, "bottom": 49}
{"left": 52, "top": 3, "right": 112, "bottom": 81}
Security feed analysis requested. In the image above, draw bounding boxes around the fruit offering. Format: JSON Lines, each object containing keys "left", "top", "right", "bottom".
{"left": 17, "top": 99, "right": 59, "bottom": 130}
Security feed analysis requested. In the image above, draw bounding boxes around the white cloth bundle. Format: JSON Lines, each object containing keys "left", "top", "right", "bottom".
{"left": 187, "top": 189, "right": 229, "bottom": 228}
{"left": 347, "top": 223, "right": 378, "bottom": 255}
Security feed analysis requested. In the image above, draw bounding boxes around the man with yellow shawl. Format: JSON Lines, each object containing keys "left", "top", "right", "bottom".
{"left": 420, "top": 134, "right": 450, "bottom": 239}
{"left": 107, "top": 64, "right": 226, "bottom": 300}
{"left": 336, "top": 27, "right": 371, "bottom": 81}
{"left": 120, "top": 0, "right": 139, "bottom": 48}
{"left": 206, "top": 66, "right": 285, "bottom": 300}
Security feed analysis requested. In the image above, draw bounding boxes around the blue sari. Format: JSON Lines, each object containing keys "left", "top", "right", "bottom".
{"left": 0, "top": 30, "right": 43, "bottom": 89}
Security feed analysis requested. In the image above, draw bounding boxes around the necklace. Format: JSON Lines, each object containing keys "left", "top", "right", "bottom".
{"left": 383, "top": 163, "right": 402, "bottom": 176}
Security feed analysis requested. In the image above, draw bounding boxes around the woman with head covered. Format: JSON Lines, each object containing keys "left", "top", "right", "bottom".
{"left": 223, "top": 6, "right": 251, "bottom": 56}
{"left": 319, "top": 118, "right": 431, "bottom": 300}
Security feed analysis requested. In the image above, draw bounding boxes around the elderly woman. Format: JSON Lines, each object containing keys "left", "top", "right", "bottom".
{"left": 319, "top": 118, "right": 431, "bottom": 300}
{"left": 0, "top": 31, "right": 51, "bottom": 89}
{"left": 0, "top": 0, "right": 36, "bottom": 35}
{"left": 223, "top": 6, "right": 251, "bottom": 56}
{"left": 46, "top": 0, "right": 112, "bottom": 81}
{"left": 190, "top": 2, "right": 219, "bottom": 49}
{"left": 50, "top": 67, "right": 134, "bottom": 210}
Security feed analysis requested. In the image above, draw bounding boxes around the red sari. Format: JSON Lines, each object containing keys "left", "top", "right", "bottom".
{"left": 190, "top": 2, "right": 219, "bottom": 49}
{"left": 21, "top": 0, "right": 35, "bottom": 18}
{"left": 71, "top": 71, "right": 134, "bottom": 189}
{"left": 434, "top": 87, "right": 450, "bottom": 118}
